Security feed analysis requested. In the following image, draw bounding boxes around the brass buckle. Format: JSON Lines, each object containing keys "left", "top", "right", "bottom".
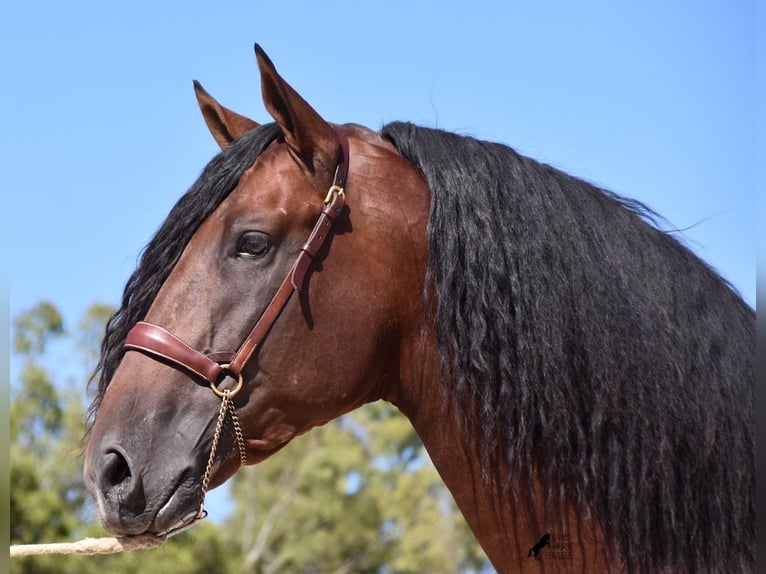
{"left": 324, "top": 185, "right": 345, "bottom": 205}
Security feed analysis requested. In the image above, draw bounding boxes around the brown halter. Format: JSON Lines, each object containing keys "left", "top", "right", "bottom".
{"left": 121, "top": 125, "right": 349, "bottom": 531}
{"left": 124, "top": 124, "right": 349, "bottom": 395}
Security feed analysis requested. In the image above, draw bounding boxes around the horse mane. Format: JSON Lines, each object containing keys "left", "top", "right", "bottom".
{"left": 382, "top": 121, "right": 754, "bottom": 573}
{"left": 88, "top": 123, "right": 281, "bottom": 424}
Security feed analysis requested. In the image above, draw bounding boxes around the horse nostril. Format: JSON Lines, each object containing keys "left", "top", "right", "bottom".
{"left": 93, "top": 445, "right": 147, "bottom": 524}
{"left": 103, "top": 449, "right": 132, "bottom": 491}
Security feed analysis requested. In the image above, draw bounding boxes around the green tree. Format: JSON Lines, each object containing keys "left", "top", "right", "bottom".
{"left": 76, "top": 302, "right": 114, "bottom": 368}
{"left": 224, "top": 402, "right": 487, "bottom": 573}
{"left": 11, "top": 302, "right": 76, "bottom": 544}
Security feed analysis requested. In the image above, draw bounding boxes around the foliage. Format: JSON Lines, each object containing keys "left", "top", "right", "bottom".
{"left": 11, "top": 303, "right": 77, "bottom": 546}
{"left": 227, "top": 404, "right": 486, "bottom": 573}
{"left": 10, "top": 301, "right": 488, "bottom": 573}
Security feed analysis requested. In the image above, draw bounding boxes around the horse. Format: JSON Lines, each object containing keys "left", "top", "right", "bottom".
{"left": 83, "top": 45, "right": 754, "bottom": 573}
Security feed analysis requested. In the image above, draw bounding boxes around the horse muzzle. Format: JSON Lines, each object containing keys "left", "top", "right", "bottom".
{"left": 84, "top": 435, "right": 206, "bottom": 536}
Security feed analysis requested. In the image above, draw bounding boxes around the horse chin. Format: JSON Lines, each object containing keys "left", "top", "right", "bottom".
{"left": 151, "top": 489, "right": 202, "bottom": 537}
{"left": 144, "top": 468, "right": 209, "bottom": 536}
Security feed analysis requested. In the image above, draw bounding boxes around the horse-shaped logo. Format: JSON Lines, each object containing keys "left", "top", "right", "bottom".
{"left": 528, "top": 533, "right": 551, "bottom": 560}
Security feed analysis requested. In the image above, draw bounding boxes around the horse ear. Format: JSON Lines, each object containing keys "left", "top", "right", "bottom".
{"left": 254, "top": 44, "right": 339, "bottom": 184}
{"left": 193, "top": 80, "right": 259, "bottom": 149}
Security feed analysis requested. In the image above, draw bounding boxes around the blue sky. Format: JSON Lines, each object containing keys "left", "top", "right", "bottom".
{"left": 4, "top": 0, "right": 757, "bottom": 520}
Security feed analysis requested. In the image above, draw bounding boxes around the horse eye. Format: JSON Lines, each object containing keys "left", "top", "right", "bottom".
{"left": 237, "top": 233, "right": 272, "bottom": 259}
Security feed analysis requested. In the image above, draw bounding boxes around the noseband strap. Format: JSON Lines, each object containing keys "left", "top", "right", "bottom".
{"left": 124, "top": 124, "right": 349, "bottom": 391}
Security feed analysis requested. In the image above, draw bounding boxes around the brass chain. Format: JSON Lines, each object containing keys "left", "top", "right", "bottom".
{"left": 227, "top": 397, "right": 248, "bottom": 467}
{"left": 196, "top": 390, "right": 247, "bottom": 519}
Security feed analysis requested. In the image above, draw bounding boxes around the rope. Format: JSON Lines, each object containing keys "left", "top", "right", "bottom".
{"left": 10, "top": 533, "right": 167, "bottom": 557}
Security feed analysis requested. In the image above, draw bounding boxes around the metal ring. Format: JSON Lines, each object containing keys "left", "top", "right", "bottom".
{"left": 209, "top": 364, "right": 244, "bottom": 398}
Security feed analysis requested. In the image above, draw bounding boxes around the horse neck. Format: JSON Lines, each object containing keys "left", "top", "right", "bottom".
{"left": 359, "top": 127, "right": 613, "bottom": 570}
{"left": 391, "top": 338, "right": 611, "bottom": 573}
{"left": 390, "top": 350, "right": 516, "bottom": 568}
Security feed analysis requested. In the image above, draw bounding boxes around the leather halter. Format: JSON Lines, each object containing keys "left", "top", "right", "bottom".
{"left": 123, "top": 125, "right": 350, "bottom": 396}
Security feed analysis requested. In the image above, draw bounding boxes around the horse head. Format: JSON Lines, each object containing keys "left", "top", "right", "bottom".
{"left": 83, "top": 45, "right": 431, "bottom": 537}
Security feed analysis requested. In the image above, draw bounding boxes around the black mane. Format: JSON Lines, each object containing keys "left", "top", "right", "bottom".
{"left": 89, "top": 123, "right": 281, "bottom": 420}
{"left": 382, "top": 121, "right": 754, "bottom": 573}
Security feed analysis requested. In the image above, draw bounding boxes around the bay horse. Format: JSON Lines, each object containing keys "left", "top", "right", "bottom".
{"left": 83, "top": 45, "right": 754, "bottom": 573}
